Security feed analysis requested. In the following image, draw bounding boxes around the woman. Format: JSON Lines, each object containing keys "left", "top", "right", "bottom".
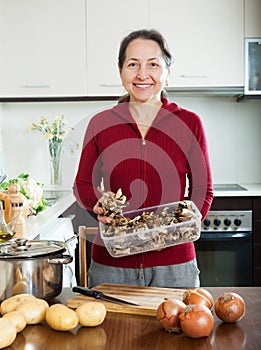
{"left": 73, "top": 29, "right": 213, "bottom": 288}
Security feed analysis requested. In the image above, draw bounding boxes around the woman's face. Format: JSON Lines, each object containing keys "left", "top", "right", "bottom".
{"left": 119, "top": 38, "right": 170, "bottom": 105}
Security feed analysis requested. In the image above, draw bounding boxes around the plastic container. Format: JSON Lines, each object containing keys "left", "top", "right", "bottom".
{"left": 99, "top": 200, "right": 201, "bottom": 257}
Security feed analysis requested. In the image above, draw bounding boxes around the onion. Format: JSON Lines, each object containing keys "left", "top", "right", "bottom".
{"left": 156, "top": 298, "right": 186, "bottom": 333}
{"left": 179, "top": 304, "right": 214, "bottom": 338}
{"left": 183, "top": 288, "right": 214, "bottom": 309}
{"left": 214, "top": 292, "right": 245, "bottom": 323}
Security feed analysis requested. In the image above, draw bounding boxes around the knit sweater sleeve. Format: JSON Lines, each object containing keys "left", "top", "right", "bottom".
{"left": 73, "top": 116, "right": 102, "bottom": 211}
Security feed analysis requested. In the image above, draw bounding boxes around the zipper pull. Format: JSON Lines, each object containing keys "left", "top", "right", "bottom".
{"left": 139, "top": 264, "right": 144, "bottom": 279}
{"left": 142, "top": 139, "right": 146, "bottom": 146}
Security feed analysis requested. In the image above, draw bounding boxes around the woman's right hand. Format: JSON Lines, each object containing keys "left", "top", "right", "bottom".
{"left": 93, "top": 198, "right": 112, "bottom": 224}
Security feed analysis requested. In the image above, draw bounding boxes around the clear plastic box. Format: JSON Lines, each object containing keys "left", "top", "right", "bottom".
{"left": 99, "top": 201, "right": 201, "bottom": 257}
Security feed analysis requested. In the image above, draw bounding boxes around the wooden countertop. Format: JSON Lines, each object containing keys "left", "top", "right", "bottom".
{"left": 5, "top": 286, "right": 261, "bottom": 350}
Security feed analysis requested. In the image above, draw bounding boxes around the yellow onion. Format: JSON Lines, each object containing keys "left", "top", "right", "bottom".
{"left": 214, "top": 292, "right": 245, "bottom": 323}
{"left": 183, "top": 288, "right": 214, "bottom": 309}
{"left": 156, "top": 298, "right": 186, "bottom": 333}
{"left": 179, "top": 304, "right": 214, "bottom": 338}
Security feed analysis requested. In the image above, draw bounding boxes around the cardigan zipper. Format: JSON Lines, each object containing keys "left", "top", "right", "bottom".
{"left": 139, "top": 263, "right": 144, "bottom": 279}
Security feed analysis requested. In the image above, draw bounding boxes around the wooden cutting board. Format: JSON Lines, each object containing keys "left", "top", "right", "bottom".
{"left": 67, "top": 283, "right": 186, "bottom": 316}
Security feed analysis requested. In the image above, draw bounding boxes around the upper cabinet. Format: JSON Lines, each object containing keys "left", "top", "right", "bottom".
{"left": 85, "top": 0, "right": 149, "bottom": 96}
{"left": 86, "top": 0, "right": 244, "bottom": 95}
{"left": 149, "top": 0, "right": 244, "bottom": 88}
{"left": 0, "top": 0, "right": 248, "bottom": 97}
{"left": 0, "top": 0, "right": 86, "bottom": 97}
{"left": 245, "top": 0, "right": 261, "bottom": 37}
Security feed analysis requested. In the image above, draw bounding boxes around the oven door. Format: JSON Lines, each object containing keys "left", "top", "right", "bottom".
{"left": 194, "top": 231, "right": 252, "bottom": 287}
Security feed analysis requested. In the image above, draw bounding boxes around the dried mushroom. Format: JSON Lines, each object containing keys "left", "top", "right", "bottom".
{"left": 99, "top": 188, "right": 201, "bottom": 257}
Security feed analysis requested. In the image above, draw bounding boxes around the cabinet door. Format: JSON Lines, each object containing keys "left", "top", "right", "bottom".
{"left": 245, "top": 0, "right": 261, "bottom": 37}
{"left": 0, "top": 0, "right": 86, "bottom": 97}
{"left": 149, "top": 0, "right": 244, "bottom": 87}
{"left": 86, "top": 0, "right": 149, "bottom": 96}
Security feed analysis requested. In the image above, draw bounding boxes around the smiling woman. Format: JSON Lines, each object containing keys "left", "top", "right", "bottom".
{"left": 73, "top": 29, "right": 213, "bottom": 289}
{"left": 119, "top": 38, "right": 170, "bottom": 105}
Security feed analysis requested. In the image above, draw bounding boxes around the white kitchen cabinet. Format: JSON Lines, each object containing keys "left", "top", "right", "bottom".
{"left": 245, "top": 0, "right": 261, "bottom": 37}
{"left": 86, "top": 0, "right": 149, "bottom": 96}
{"left": 149, "top": 0, "right": 244, "bottom": 88}
{"left": 0, "top": 0, "right": 86, "bottom": 97}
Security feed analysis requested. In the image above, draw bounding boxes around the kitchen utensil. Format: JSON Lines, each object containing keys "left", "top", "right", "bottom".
{"left": 68, "top": 283, "right": 186, "bottom": 316}
{"left": 0, "top": 237, "right": 76, "bottom": 301}
{"left": 72, "top": 286, "right": 140, "bottom": 306}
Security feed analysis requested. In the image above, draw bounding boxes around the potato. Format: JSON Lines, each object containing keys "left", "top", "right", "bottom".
{"left": 0, "top": 294, "right": 36, "bottom": 315}
{"left": 46, "top": 304, "right": 78, "bottom": 331}
{"left": 76, "top": 301, "right": 106, "bottom": 327}
{"left": 15, "top": 298, "right": 49, "bottom": 324}
{"left": 0, "top": 318, "right": 17, "bottom": 349}
{"left": 3, "top": 311, "right": 27, "bottom": 332}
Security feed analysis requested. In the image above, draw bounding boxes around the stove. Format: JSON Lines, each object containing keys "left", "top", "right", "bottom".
{"left": 195, "top": 209, "right": 253, "bottom": 286}
{"left": 213, "top": 184, "right": 247, "bottom": 192}
{"left": 202, "top": 210, "right": 252, "bottom": 232}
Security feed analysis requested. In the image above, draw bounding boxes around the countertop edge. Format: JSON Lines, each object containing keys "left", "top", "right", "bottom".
{"left": 25, "top": 192, "right": 75, "bottom": 240}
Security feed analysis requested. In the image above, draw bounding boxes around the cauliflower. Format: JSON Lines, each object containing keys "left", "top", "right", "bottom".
{"left": 18, "top": 177, "right": 43, "bottom": 208}
{"left": 0, "top": 173, "right": 47, "bottom": 215}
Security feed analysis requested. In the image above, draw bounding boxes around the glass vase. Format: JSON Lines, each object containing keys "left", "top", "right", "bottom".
{"left": 48, "top": 140, "right": 63, "bottom": 186}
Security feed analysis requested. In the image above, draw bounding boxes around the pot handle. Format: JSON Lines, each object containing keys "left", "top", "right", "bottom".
{"left": 48, "top": 254, "right": 73, "bottom": 265}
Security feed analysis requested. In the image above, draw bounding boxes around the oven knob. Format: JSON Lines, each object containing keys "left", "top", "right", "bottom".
{"left": 234, "top": 218, "right": 242, "bottom": 227}
{"left": 214, "top": 218, "right": 221, "bottom": 226}
{"left": 203, "top": 218, "right": 211, "bottom": 227}
{"left": 224, "top": 218, "right": 231, "bottom": 226}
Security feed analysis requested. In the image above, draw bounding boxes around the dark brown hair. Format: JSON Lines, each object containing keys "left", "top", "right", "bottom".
{"left": 118, "top": 29, "right": 173, "bottom": 71}
{"left": 118, "top": 29, "right": 173, "bottom": 102}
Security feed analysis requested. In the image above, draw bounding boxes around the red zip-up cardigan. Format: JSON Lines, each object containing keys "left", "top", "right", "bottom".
{"left": 73, "top": 97, "right": 213, "bottom": 268}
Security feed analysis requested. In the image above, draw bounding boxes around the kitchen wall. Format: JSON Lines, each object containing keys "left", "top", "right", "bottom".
{"left": 0, "top": 96, "right": 260, "bottom": 189}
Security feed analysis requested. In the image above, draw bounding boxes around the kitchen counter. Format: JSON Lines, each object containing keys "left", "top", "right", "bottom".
{"left": 5, "top": 286, "right": 261, "bottom": 350}
{"left": 213, "top": 183, "right": 261, "bottom": 197}
{"left": 24, "top": 190, "right": 75, "bottom": 240}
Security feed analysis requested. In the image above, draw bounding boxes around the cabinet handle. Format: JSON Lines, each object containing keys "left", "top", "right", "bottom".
{"left": 20, "top": 84, "right": 51, "bottom": 88}
{"left": 99, "top": 84, "right": 122, "bottom": 87}
{"left": 180, "top": 74, "right": 208, "bottom": 78}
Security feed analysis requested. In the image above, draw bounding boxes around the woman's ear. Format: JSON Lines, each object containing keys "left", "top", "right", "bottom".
{"left": 165, "top": 68, "right": 171, "bottom": 86}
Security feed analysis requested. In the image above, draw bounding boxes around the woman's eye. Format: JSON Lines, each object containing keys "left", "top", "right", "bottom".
{"left": 150, "top": 62, "right": 158, "bottom": 67}
{"left": 128, "top": 62, "right": 137, "bottom": 68}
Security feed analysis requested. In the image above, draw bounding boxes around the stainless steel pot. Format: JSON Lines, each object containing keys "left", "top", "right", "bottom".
{"left": 0, "top": 238, "right": 74, "bottom": 301}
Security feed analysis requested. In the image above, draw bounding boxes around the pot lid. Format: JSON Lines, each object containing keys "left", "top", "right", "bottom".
{"left": 0, "top": 238, "right": 66, "bottom": 258}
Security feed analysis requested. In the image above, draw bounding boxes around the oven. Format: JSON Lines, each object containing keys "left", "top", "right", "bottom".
{"left": 195, "top": 210, "right": 252, "bottom": 287}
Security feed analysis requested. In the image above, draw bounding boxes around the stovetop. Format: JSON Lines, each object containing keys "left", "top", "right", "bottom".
{"left": 213, "top": 184, "right": 247, "bottom": 192}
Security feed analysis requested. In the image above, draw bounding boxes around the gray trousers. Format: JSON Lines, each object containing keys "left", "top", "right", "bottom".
{"left": 88, "top": 258, "right": 200, "bottom": 288}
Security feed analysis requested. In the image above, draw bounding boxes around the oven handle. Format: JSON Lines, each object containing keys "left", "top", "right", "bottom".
{"left": 199, "top": 232, "right": 252, "bottom": 241}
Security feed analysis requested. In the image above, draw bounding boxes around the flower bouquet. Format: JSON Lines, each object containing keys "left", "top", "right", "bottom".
{"left": 30, "top": 115, "right": 72, "bottom": 186}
